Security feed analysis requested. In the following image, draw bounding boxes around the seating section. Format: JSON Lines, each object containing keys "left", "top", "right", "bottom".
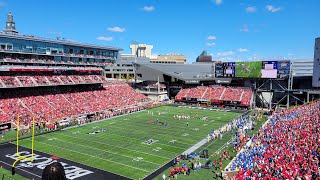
{"left": 0, "top": 76, "right": 20, "bottom": 87}
{"left": 230, "top": 100, "right": 320, "bottom": 179}
{"left": 240, "top": 89, "right": 253, "bottom": 106}
{"left": 175, "top": 86, "right": 253, "bottom": 105}
{"left": 17, "top": 76, "right": 35, "bottom": 87}
{"left": 2, "top": 57, "right": 115, "bottom": 66}
{"left": 0, "top": 82, "right": 150, "bottom": 124}
{"left": 0, "top": 75, "right": 104, "bottom": 87}
{"left": 222, "top": 87, "right": 243, "bottom": 101}
{"left": 203, "top": 86, "right": 225, "bottom": 100}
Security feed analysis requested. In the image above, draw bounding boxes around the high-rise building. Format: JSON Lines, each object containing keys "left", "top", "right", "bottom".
{"left": 150, "top": 54, "right": 186, "bottom": 64}
{"left": 130, "top": 44, "right": 153, "bottom": 58}
{"left": 196, "top": 50, "right": 213, "bottom": 62}
{"left": 313, "top": 37, "right": 320, "bottom": 87}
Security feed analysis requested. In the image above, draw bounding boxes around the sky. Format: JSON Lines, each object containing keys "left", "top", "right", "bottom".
{"left": 0, "top": 0, "right": 319, "bottom": 63}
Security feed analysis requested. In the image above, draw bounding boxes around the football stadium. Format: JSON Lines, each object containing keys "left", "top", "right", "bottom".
{"left": 0, "top": 4, "right": 320, "bottom": 180}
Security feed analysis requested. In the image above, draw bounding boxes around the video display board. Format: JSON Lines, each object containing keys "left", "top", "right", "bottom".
{"left": 214, "top": 63, "right": 224, "bottom": 77}
{"left": 235, "top": 61, "right": 262, "bottom": 78}
{"left": 223, "top": 62, "right": 235, "bottom": 77}
{"left": 277, "top": 61, "right": 290, "bottom": 79}
{"left": 214, "top": 60, "right": 290, "bottom": 79}
{"left": 261, "top": 61, "right": 278, "bottom": 78}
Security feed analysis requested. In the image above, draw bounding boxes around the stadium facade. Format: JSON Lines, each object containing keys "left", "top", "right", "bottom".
{"left": 313, "top": 37, "right": 320, "bottom": 87}
{"left": 0, "top": 12, "right": 122, "bottom": 65}
{"left": 134, "top": 58, "right": 317, "bottom": 108}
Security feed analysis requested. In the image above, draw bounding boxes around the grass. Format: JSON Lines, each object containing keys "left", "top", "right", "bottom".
{"left": 154, "top": 114, "right": 267, "bottom": 180}
{"left": 14, "top": 106, "right": 241, "bottom": 180}
{"left": 0, "top": 168, "right": 27, "bottom": 180}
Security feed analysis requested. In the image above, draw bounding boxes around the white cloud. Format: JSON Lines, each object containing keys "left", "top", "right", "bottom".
{"left": 240, "top": 24, "right": 249, "bottom": 32}
{"left": 142, "top": 6, "right": 155, "bottom": 12}
{"left": 212, "top": 51, "right": 235, "bottom": 57}
{"left": 206, "top": 42, "right": 216, "bottom": 46}
{"left": 107, "top": 27, "right": 126, "bottom": 33}
{"left": 213, "top": 0, "right": 223, "bottom": 5}
{"left": 288, "top": 53, "right": 294, "bottom": 56}
{"left": 207, "top": 36, "right": 216, "bottom": 40}
{"left": 238, "top": 48, "right": 249, "bottom": 52}
{"left": 266, "top": 5, "right": 282, "bottom": 13}
{"left": 246, "top": 6, "right": 256, "bottom": 13}
{"left": 96, "top": 36, "right": 113, "bottom": 41}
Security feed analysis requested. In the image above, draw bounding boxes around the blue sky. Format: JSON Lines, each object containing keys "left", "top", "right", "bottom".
{"left": 0, "top": 0, "right": 319, "bottom": 62}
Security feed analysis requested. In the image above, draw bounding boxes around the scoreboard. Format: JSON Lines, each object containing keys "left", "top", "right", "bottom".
{"left": 215, "top": 62, "right": 235, "bottom": 78}
{"left": 261, "top": 61, "right": 278, "bottom": 78}
{"left": 277, "top": 61, "right": 290, "bottom": 79}
{"left": 214, "top": 60, "right": 290, "bottom": 79}
{"left": 214, "top": 63, "right": 224, "bottom": 77}
{"left": 223, "top": 62, "right": 235, "bottom": 77}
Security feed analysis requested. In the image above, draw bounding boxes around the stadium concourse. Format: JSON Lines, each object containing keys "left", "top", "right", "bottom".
{"left": 225, "top": 100, "right": 320, "bottom": 179}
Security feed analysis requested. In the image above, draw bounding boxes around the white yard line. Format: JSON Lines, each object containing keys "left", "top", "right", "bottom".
{"left": 23, "top": 139, "right": 150, "bottom": 173}
{"left": 55, "top": 132, "right": 172, "bottom": 160}
{"left": 0, "top": 160, "right": 42, "bottom": 178}
{"left": 38, "top": 134, "right": 161, "bottom": 166}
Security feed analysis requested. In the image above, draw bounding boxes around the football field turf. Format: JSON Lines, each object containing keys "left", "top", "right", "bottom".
{"left": 16, "top": 106, "right": 242, "bottom": 179}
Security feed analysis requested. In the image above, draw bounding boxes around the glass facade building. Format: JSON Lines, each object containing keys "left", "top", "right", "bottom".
{"left": 0, "top": 33, "right": 122, "bottom": 63}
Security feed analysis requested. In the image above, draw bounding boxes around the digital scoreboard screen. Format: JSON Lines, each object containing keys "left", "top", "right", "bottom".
{"left": 261, "top": 61, "right": 278, "bottom": 78}
{"left": 277, "top": 61, "right": 290, "bottom": 79}
{"left": 223, "top": 62, "right": 235, "bottom": 77}
{"left": 215, "top": 60, "right": 290, "bottom": 79}
{"left": 214, "top": 63, "right": 224, "bottom": 77}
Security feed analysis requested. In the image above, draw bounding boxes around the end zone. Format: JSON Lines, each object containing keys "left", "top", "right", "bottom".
{"left": 0, "top": 143, "right": 130, "bottom": 180}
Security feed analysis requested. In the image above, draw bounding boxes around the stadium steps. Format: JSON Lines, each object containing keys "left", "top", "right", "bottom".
{"left": 67, "top": 76, "right": 76, "bottom": 84}
{"left": 87, "top": 75, "right": 94, "bottom": 82}
{"left": 61, "top": 94, "right": 78, "bottom": 108}
{"left": 95, "top": 75, "right": 102, "bottom": 82}
{"left": 201, "top": 87, "right": 209, "bottom": 98}
{"left": 30, "top": 77, "right": 39, "bottom": 86}
{"left": 185, "top": 88, "right": 191, "bottom": 98}
{"left": 18, "top": 99, "right": 35, "bottom": 116}
{"left": 0, "top": 78, "right": 7, "bottom": 87}
{"left": 77, "top": 76, "right": 86, "bottom": 83}
{"left": 41, "top": 96, "right": 57, "bottom": 110}
{"left": 44, "top": 77, "right": 52, "bottom": 85}
{"left": 56, "top": 76, "right": 65, "bottom": 85}
{"left": 219, "top": 88, "right": 226, "bottom": 100}
{"left": 239, "top": 90, "right": 245, "bottom": 102}
{"left": 15, "top": 77, "right": 23, "bottom": 87}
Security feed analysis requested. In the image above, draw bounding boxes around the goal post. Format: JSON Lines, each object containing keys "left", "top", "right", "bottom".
{"left": 11, "top": 115, "right": 35, "bottom": 175}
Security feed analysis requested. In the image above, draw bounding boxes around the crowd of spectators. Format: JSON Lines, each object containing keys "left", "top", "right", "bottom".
{"left": 0, "top": 75, "right": 103, "bottom": 87}
{"left": 227, "top": 101, "right": 320, "bottom": 179}
{"left": 0, "top": 81, "right": 152, "bottom": 125}
{"left": 175, "top": 86, "right": 253, "bottom": 105}
{"left": 1, "top": 56, "right": 115, "bottom": 66}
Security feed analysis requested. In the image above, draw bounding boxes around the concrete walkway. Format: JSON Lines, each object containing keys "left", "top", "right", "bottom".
{"left": 182, "top": 137, "right": 208, "bottom": 155}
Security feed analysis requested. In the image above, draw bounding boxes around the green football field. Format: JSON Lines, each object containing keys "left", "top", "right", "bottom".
{"left": 235, "top": 61, "right": 262, "bottom": 78}
{"left": 16, "top": 106, "right": 241, "bottom": 179}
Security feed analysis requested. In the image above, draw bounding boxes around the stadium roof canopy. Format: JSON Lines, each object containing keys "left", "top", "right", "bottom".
{"left": 133, "top": 63, "right": 215, "bottom": 84}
